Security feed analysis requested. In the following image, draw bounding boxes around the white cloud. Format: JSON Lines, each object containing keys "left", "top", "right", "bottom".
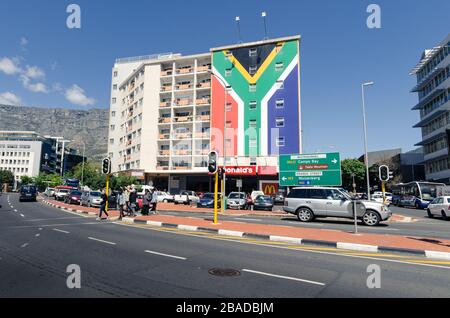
{"left": 65, "top": 85, "right": 95, "bottom": 106}
{"left": 0, "top": 57, "right": 22, "bottom": 75}
{"left": 25, "top": 65, "right": 45, "bottom": 79}
{"left": 0, "top": 92, "right": 22, "bottom": 105}
{"left": 52, "top": 82, "right": 63, "bottom": 92}
{"left": 20, "top": 75, "right": 48, "bottom": 93}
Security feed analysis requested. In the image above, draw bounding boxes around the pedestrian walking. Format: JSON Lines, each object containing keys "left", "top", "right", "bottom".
{"left": 124, "top": 186, "right": 131, "bottom": 216}
{"left": 150, "top": 188, "right": 158, "bottom": 214}
{"left": 97, "top": 189, "right": 109, "bottom": 221}
{"left": 117, "top": 188, "right": 125, "bottom": 220}
{"left": 129, "top": 187, "right": 137, "bottom": 217}
{"left": 142, "top": 189, "right": 151, "bottom": 216}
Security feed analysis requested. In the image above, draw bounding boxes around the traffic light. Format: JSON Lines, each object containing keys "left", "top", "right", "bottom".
{"left": 102, "top": 157, "right": 111, "bottom": 174}
{"left": 379, "top": 165, "right": 390, "bottom": 182}
{"left": 389, "top": 170, "right": 394, "bottom": 180}
{"left": 208, "top": 151, "right": 218, "bottom": 174}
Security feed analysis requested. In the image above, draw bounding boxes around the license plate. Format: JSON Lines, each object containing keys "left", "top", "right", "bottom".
{"left": 26, "top": 194, "right": 31, "bottom": 196}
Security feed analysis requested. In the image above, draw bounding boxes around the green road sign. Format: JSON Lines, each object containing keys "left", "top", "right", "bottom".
{"left": 279, "top": 153, "right": 342, "bottom": 186}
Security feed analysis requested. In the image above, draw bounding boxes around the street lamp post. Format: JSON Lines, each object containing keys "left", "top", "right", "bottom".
{"left": 208, "top": 70, "right": 230, "bottom": 211}
{"left": 361, "top": 81, "right": 374, "bottom": 201}
{"left": 79, "top": 141, "right": 86, "bottom": 187}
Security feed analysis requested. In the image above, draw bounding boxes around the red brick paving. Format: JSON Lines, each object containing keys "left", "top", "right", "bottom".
{"left": 42, "top": 198, "right": 450, "bottom": 253}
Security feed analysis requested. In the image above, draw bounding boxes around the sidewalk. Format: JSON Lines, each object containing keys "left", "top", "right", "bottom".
{"left": 39, "top": 196, "right": 450, "bottom": 261}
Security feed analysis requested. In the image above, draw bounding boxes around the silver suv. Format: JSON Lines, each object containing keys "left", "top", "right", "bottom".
{"left": 283, "top": 187, "right": 391, "bottom": 226}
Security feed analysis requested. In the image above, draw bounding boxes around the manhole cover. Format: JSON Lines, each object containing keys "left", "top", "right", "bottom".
{"left": 208, "top": 268, "right": 241, "bottom": 277}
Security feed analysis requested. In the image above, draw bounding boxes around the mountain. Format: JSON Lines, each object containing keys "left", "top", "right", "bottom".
{"left": 0, "top": 104, "right": 109, "bottom": 161}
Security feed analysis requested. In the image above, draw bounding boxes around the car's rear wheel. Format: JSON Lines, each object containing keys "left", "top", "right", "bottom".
{"left": 362, "top": 210, "right": 380, "bottom": 226}
{"left": 441, "top": 210, "right": 448, "bottom": 221}
{"left": 296, "top": 207, "right": 314, "bottom": 222}
{"left": 427, "top": 209, "right": 434, "bottom": 218}
{"left": 415, "top": 202, "right": 420, "bottom": 209}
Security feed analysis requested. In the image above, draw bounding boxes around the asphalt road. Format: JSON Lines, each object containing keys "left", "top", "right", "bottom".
{"left": 1, "top": 192, "right": 450, "bottom": 298}
{"left": 161, "top": 205, "right": 450, "bottom": 241}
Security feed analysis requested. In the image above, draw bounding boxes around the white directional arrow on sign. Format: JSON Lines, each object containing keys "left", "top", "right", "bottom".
{"left": 282, "top": 177, "right": 287, "bottom": 181}
{"left": 331, "top": 159, "right": 338, "bottom": 164}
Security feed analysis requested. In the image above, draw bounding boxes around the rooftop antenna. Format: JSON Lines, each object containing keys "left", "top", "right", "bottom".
{"left": 235, "top": 16, "right": 242, "bottom": 43}
{"left": 261, "top": 11, "right": 268, "bottom": 40}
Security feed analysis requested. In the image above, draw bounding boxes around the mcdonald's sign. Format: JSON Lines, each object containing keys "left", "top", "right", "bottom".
{"left": 261, "top": 182, "right": 278, "bottom": 195}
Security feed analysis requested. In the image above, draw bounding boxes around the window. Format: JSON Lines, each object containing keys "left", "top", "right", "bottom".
{"left": 249, "top": 120, "right": 257, "bottom": 128}
{"left": 250, "top": 157, "right": 257, "bottom": 166}
{"left": 111, "top": 111, "right": 116, "bottom": 117}
{"left": 110, "top": 125, "right": 115, "bottom": 131}
{"left": 309, "top": 189, "right": 326, "bottom": 199}
{"left": 249, "top": 48, "right": 257, "bottom": 57}
{"left": 276, "top": 117, "right": 285, "bottom": 127}
{"left": 249, "top": 84, "right": 256, "bottom": 92}
{"left": 276, "top": 137, "right": 285, "bottom": 147}
{"left": 249, "top": 139, "right": 257, "bottom": 148}
{"left": 249, "top": 101, "right": 257, "bottom": 110}
{"left": 275, "top": 62, "right": 284, "bottom": 71}
{"left": 225, "top": 69, "right": 232, "bottom": 77}
{"left": 113, "top": 84, "right": 117, "bottom": 90}
{"left": 288, "top": 189, "right": 308, "bottom": 198}
{"left": 225, "top": 51, "right": 232, "bottom": 57}
{"left": 112, "top": 98, "right": 116, "bottom": 104}
{"left": 110, "top": 138, "right": 114, "bottom": 145}
{"left": 275, "top": 99, "right": 284, "bottom": 109}
{"left": 277, "top": 80, "right": 284, "bottom": 89}
{"left": 226, "top": 102, "right": 232, "bottom": 112}
{"left": 249, "top": 65, "right": 257, "bottom": 75}
{"left": 113, "top": 71, "right": 118, "bottom": 77}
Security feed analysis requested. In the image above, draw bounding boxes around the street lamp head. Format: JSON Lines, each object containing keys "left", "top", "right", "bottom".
{"left": 363, "top": 81, "right": 374, "bottom": 86}
{"left": 261, "top": 11, "right": 267, "bottom": 17}
{"left": 235, "top": 16, "right": 240, "bottom": 21}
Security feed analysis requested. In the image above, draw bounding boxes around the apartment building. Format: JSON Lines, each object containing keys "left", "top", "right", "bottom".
{"left": 108, "top": 36, "right": 302, "bottom": 194}
{"left": 411, "top": 33, "right": 450, "bottom": 183}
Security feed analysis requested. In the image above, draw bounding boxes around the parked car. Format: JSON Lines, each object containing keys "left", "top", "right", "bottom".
{"left": 197, "top": 192, "right": 220, "bottom": 208}
{"left": 64, "top": 190, "right": 83, "bottom": 205}
{"left": 273, "top": 193, "right": 285, "bottom": 205}
{"left": 426, "top": 196, "right": 450, "bottom": 220}
{"left": 44, "top": 187, "right": 55, "bottom": 197}
{"left": 80, "top": 191, "right": 103, "bottom": 207}
{"left": 251, "top": 191, "right": 265, "bottom": 201}
{"left": 55, "top": 188, "right": 70, "bottom": 201}
{"left": 283, "top": 187, "right": 392, "bottom": 226}
{"left": 19, "top": 185, "right": 37, "bottom": 202}
{"left": 227, "top": 192, "right": 247, "bottom": 210}
{"left": 253, "top": 195, "right": 274, "bottom": 211}
{"left": 174, "top": 190, "right": 200, "bottom": 205}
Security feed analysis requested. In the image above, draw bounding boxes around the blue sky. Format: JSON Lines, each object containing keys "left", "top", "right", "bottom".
{"left": 0, "top": 0, "right": 449, "bottom": 159}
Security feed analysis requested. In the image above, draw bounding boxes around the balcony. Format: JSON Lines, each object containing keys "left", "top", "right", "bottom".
{"left": 174, "top": 99, "right": 193, "bottom": 106}
{"left": 127, "top": 111, "right": 134, "bottom": 118}
{"left": 174, "top": 132, "right": 192, "bottom": 139}
{"left": 158, "top": 133, "right": 170, "bottom": 140}
{"left": 156, "top": 165, "right": 169, "bottom": 170}
{"left": 174, "top": 115, "right": 193, "bottom": 123}
{"left": 159, "top": 149, "right": 170, "bottom": 156}
{"left": 197, "top": 65, "right": 211, "bottom": 72}
{"left": 126, "top": 140, "right": 132, "bottom": 146}
{"left": 159, "top": 101, "right": 170, "bottom": 107}
{"left": 196, "top": 114, "right": 210, "bottom": 121}
{"left": 196, "top": 98, "right": 210, "bottom": 105}
{"left": 197, "top": 82, "right": 211, "bottom": 89}
{"left": 173, "top": 166, "right": 189, "bottom": 170}
{"left": 173, "top": 149, "right": 191, "bottom": 156}
{"left": 161, "top": 69, "right": 173, "bottom": 76}
{"left": 195, "top": 132, "right": 209, "bottom": 139}
{"left": 158, "top": 117, "right": 172, "bottom": 124}
{"left": 176, "top": 67, "right": 193, "bottom": 74}
{"left": 175, "top": 83, "right": 194, "bottom": 90}
{"left": 160, "top": 85, "right": 172, "bottom": 92}
{"left": 196, "top": 149, "right": 210, "bottom": 156}
{"left": 129, "top": 83, "right": 135, "bottom": 91}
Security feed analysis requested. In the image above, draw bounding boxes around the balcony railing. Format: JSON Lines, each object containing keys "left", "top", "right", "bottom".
{"left": 158, "top": 133, "right": 170, "bottom": 139}
{"left": 173, "top": 149, "right": 191, "bottom": 156}
{"left": 176, "top": 67, "right": 193, "bottom": 74}
{"left": 174, "top": 99, "right": 193, "bottom": 106}
{"left": 196, "top": 98, "right": 211, "bottom": 105}
{"left": 159, "top": 150, "right": 170, "bottom": 156}
{"left": 173, "top": 133, "right": 192, "bottom": 139}
{"left": 159, "top": 101, "right": 170, "bottom": 107}
{"left": 158, "top": 117, "right": 171, "bottom": 124}
{"left": 161, "top": 85, "right": 172, "bottom": 92}
{"left": 161, "top": 69, "right": 173, "bottom": 76}
{"left": 196, "top": 115, "right": 210, "bottom": 121}
{"left": 156, "top": 165, "right": 169, "bottom": 170}
{"left": 197, "top": 65, "right": 211, "bottom": 72}
{"left": 175, "top": 83, "right": 194, "bottom": 90}
{"left": 173, "top": 166, "right": 189, "bottom": 170}
{"left": 197, "top": 82, "right": 211, "bottom": 89}
{"left": 196, "top": 149, "right": 210, "bottom": 155}
{"left": 174, "top": 116, "right": 193, "bottom": 123}
{"left": 194, "top": 132, "right": 209, "bottom": 139}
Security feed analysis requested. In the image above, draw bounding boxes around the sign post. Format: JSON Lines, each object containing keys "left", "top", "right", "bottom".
{"left": 279, "top": 153, "right": 342, "bottom": 187}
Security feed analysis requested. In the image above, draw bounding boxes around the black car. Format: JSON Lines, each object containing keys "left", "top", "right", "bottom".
{"left": 19, "top": 185, "right": 37, "bottom": 202}
{"left": 253, "top": 195, "right": 274, "bottom": 211}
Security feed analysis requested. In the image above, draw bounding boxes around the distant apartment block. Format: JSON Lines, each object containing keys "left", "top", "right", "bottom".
{"left": 411, "top": 33, "right": 450, "bottom": 183}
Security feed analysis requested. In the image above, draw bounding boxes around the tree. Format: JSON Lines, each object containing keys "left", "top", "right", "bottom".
{"left": 20, "top": 176, "right": 34, "bottom": 185}
{"left": 34, "top": 173, "right": 64, "bottom": 191}
{"left": 341, "top": 159, "right": 367, "bottom": 192}
{"left": 0, "top": 169, "right": 14, "bottom": 185}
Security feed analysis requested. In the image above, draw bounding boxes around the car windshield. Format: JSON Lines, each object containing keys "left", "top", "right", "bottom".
{"left": 22, "top": 186, "right": 36, "bottom": 192}
{"left": 202, "top": 193, "right": 214, "bottom": 199}
{"left": 338, "top": 189, "right": 353, "bottom": 200}
{"left": 59, "top": 189, "right": 69, "bottom": 193}
{"left": 229, "top": 193, "right": 245, "bottom": 199}
{"left": 71, "top": 191, "right": 82, "bottom": 196}
{"left": 257, "top": 196, "right": 272, "bottom": 202}
{"left": 90, "top": 192, "right": 101, "bottom": 197}
{"left": 421, "top": 185, "right": 437, "bottom": 201}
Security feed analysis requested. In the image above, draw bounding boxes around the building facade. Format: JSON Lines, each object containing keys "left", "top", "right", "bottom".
{"left": 107, "top": 36, "right": 302, "bottom": 194}
{"left": 411, "top": 33, "right": 450, "bottom": 183}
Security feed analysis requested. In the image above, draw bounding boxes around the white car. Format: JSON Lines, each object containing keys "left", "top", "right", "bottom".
{"left": 426, "top": 196, "right": 450, "bottom": 220}
{"left": 55, "top": 189, "right": 70, "bottom": 201}
{"left": 157, "top": 191, "right": 173, "bottom": 203}
{"left": 251, "top": 191, "right": 265, "bottom": 201}
{"left": 371, "top": 194, "right": 391, "bottom": 205}
{"left": 45, "top": 187, "right": 55, "bottom": 197}
{"left": 174, "top": 190, "right": 199, "bottom": 204}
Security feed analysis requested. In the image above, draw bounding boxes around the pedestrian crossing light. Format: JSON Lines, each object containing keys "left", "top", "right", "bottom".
{"left": 102, "top": 157, "right": 111, "bottom": 174}
{"left": 208, "top": 151, "right": 218, "bottom": 174}
{"left": 379, "top": 165, "right": 390, "bottom": 182}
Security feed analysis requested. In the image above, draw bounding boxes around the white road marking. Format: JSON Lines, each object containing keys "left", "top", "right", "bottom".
{"left": 144, "top": 250, "right": 186, "bottom": 260}
{"left": 20, "top": 214, "right": 25, "bottom": 218}
{"left": 14, "top": 209, "right": 17, "bottom": 212}
{"left": 242, "top": 269, "right": 325, "bottom": 286}
{"left": 21, "top": 243, "right": 29, "bottom": 248}
{"left": 35, "top": 234, "right": 40, "bottom": 237}
{"left": 88, "top": 237, "right": 116, "bottom": 245}
{"left": 233, "top": 218, "right": 262, "bottom": 222}
{"left": 53, "top": 228, "right": 70, "bottom": 234}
